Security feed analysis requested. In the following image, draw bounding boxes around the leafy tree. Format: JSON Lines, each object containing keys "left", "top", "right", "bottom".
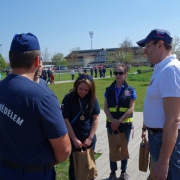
{"left": 172, "top": 36, "right": 180, "bottom": 60}
{"left": 135, "top": 47, "right": 146, "bottom": 66}
{"left": 106, "top": 51, "right": 114, "bottom": 66}
{"left": 123, "top": 51, "right": 133, "bottom": 65}
{"left": 120, "top": 36, "right": 133, "bottom": 48}
{"left": 116, "top": 37, "right": 134, "bottom": 65}
{"left": 115, "top": 50, "right": 126, "bottom": 63}
{"left": 0, "top": 54, "right": 7, "bottom": 70}
{"left": 52, "top": 53, "right": 67, "bottom": 67}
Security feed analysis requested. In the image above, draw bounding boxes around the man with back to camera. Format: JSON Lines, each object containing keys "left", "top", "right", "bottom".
{"left": 33, "top": 57, "right": 48, "bottom": 86}
{"left": 0, "top": 33, "right": 71, "bottom": 180}
{"left": 137, "top": 29, "right": 180, "bottom": 180}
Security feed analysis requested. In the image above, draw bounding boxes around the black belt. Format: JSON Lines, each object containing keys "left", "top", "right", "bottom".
{"left": 0, "top": 159, "right": 54, "bottom": 173}
{"left": 148, "top": 128, "right": 180, "bottom": 134}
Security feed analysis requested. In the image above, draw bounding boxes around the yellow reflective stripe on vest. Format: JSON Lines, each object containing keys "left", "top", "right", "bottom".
{"left": 108, "top": 107, "right": 116, "bottom": 112}
{"left": 119, "top": 107, "right": 128, "bottom": 112}
{"left": 122, "top": 117, "right": 133, "bottom": 123}
{"left": 106, "top": 117, "right": 133, "bottom": 123}
{"left": 109, "top": 107, "right": 128, "bottom": 113}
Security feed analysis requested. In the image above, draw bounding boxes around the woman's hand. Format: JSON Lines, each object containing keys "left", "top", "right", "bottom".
{"left": 111, "top": 120, "right": 121, "bottom": 131}
{"left": 83, "top": 137, "right": 92, "bottom": 147}
{"left": 72, "top": 138, "right": 83, "bottom": 148}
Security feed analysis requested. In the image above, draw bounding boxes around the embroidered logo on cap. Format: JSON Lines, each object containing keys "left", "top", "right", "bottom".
{"left": 156, "top": 31, "right": 164, "bottom": 38}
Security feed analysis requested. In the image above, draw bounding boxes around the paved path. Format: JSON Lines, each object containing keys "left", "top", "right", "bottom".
{"left": 94, "top": 110, "right": 149, "bottom": 180}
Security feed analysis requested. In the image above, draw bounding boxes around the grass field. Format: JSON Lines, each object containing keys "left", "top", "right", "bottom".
{"left": 48, "top": 67, "right": 152, "bottom": 112}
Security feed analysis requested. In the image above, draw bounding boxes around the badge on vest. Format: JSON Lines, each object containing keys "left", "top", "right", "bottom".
{"left": 124, "top": 90, "right": 131, "bottom": 96}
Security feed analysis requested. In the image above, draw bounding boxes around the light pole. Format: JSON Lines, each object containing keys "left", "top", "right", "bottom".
{"left": 58, "top": 54, "right": 60, "bottom": 81}
{"left": 89, "top": 31, "right": 93, "bottom": 49}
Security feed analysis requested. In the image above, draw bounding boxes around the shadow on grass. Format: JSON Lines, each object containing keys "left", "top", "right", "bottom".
{"left": 140, "top": 83, "right": 149, "bottom": 86}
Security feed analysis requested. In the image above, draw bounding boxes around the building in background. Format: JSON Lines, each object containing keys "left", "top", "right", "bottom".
{"left": 65, "top": 47, "right": 147, "bottom": 69}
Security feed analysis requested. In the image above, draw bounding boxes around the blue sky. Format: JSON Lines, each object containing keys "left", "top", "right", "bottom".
{"left": 1, "top": 0, "right": 180, "bottom": 61}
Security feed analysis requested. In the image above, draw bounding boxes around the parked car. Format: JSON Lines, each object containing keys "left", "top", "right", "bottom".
{"left": 73, "top": 66, "right": 79, "bottom": 69}
{"left": 82, "top": 66, "right": 93, "bottom": 69}
{"left": 104, "top": 64, "right": 111, "bottom": 68}
{"left": 56, "top": 66, "right": 68, "bottom": 70}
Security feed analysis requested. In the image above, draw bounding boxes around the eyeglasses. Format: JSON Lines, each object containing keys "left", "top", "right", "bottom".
{"left": 79, "top": 74, "right": 93, "bottom": 81}
{"left": 114, "top": 71, "right": 125, "bottom": 76}
{"left": 145, "top": 41, "right": 159, "bottom": 49}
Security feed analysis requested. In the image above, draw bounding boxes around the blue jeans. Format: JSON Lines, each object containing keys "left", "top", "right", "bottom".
{"left": 0, "top": 162, "right": 56, "bottom": 180}
{"left": 107, "top": 123, "right": 132, "bottom": 172}
{"left": 148, "top": 130, "right": 180, "bottom": 180}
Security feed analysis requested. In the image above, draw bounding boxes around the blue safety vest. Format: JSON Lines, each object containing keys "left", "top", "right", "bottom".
{"left": 106, "top": 81, "right": 134, "bottom": 125}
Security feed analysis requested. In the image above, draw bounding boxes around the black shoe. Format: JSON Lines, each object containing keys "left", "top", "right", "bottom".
{"left": 108, "top": 172, "right": 117, "bottom": 180}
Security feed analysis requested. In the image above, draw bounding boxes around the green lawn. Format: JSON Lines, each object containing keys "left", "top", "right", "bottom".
{"left": 49, "top": 69, "right": 152, "bottom": 112}
{"left": 53, "top": 66, "right": 151, "bottom": 82}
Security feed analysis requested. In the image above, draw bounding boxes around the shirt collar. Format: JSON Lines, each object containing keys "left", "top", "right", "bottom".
{"left": 115, "top": 84, "right": 125, "bottom": 90}
{"left": 155, "top": 54, "right": 176, "bottom": 70}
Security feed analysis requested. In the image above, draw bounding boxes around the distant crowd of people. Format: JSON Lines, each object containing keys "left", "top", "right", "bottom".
{"left": 40, "top": 67, "right": 55, "bottom": 84}
{"left": 70, "top": 65, "right": 112, "bottom": 80}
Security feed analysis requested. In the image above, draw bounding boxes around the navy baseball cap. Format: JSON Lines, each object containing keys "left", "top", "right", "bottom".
{"left": 136, "top": 29, "right": 173, "bottom": 47}
{"left": 10, "top": 33, "right": 40, "bottom": 52}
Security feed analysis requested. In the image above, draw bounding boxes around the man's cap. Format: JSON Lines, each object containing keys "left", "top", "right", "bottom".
{"left": 136, "top": 29, "right": 173, "bottom": 47}
{"left": 10, "top": 33, "right": 40, "bottom": 52}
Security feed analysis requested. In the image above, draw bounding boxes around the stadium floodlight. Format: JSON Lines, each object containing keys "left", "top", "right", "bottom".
{"left": 89, "top": 31, "right": 93, "bottom": 49}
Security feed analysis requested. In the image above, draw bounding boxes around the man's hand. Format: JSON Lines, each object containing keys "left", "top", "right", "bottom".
{"left": 152, "top": 161, "right": 169, "bottom": 180}
{"left": 141, "top": 130, "right": 147, "bottom": 140}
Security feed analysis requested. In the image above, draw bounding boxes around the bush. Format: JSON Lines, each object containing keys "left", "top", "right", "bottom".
{"left": 137, "top": 69, "right": 153, "bottom": 74}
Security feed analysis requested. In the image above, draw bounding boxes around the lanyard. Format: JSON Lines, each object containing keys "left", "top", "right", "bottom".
{"left": 115, "top": 85, "right": 122, "bottom": 105}
{"left": 78, "top": 98, "right": 88, "bottom": 116}
{"left": 70, "top": 98, "right": 87, "bottom": 125}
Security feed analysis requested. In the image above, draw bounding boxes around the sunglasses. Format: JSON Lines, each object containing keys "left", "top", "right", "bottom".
{"left": 114, "top": 71, "right": 125, "bottom": 76}
{"left": 79, "top": 74, "right": 93, "bottom": 81}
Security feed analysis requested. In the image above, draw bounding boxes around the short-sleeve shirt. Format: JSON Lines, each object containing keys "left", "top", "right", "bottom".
{"left": 104, "top": 84, "right": 137, "bottom": 100}
{"left": 39, "top": 78, "right": 48, "bottom": 86}
{"left": 144, "top": 55, "right": 180, "bottom": 128}
{"left": 0, "top": 74, "right": 67, "bottom": 165}
{"left": 62, "top": 92, "right": 100, "bottom": 142}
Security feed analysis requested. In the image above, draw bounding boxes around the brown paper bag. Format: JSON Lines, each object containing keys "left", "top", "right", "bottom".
{"left": 108, "top": 132, "right": 129, "bottom": 162}
{"left": 139, "top": 139, "right": 149, "bottom": 172}
{"left": 73, "top": 148, "right": 98, "bottom": 180}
